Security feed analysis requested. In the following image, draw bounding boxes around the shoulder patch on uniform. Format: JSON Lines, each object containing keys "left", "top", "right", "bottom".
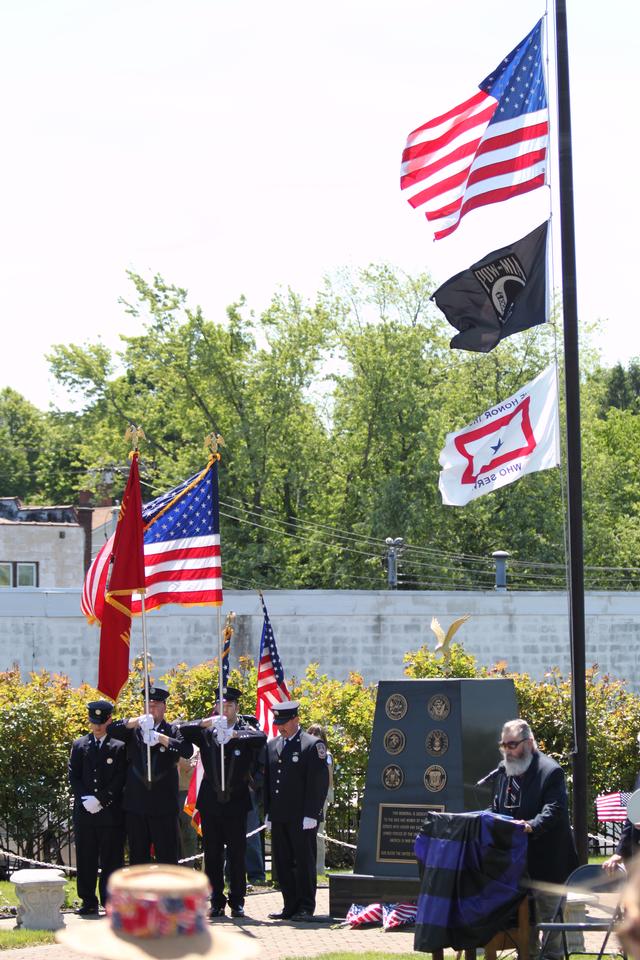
{"left": 315, "top": 741, "right": 327, "bottom": 759}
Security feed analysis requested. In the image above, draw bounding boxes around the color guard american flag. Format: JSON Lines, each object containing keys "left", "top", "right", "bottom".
{"left": 401, "top": 19, "right": 548, "bottom": 240}
{"left": 256, "top": 594, "right": 290, "bottom": 739}
{"left": 82, "top": 458, "right": 222, "bottom": 623}
{"left": 595, "top": 791, "right": 632, "bottom": 823}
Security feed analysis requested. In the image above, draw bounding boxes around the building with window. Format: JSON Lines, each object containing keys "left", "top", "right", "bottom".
{"left": 0, "top": 498, "right": 92, "bottom": 589}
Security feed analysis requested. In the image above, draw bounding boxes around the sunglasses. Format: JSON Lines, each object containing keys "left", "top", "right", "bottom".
{"left": 498, "top": 738, "right": 527, "bottom": 749}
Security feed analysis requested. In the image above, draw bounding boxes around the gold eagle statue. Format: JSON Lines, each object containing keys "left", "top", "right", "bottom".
{"left": 430, "top": 615, "right": 470, "bottom": 660}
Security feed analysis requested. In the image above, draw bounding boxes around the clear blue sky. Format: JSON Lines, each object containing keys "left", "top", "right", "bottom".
{"left": 0, "top": 1, "right": 634, "bottom": 409}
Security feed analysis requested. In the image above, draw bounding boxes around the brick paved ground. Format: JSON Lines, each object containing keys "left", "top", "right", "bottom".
{"left": 0, "top": 884, "right": 623, "bottom": 960}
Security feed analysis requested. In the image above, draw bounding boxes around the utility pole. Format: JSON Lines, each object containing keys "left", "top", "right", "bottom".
{"left": 383, "top": 537, "right": 405, "bottom": 589}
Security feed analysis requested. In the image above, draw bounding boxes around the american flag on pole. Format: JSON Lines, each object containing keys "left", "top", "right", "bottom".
{"left": 595, "top": 791, "right": 632, "bottom": 823}
{"left": 401, "top": 19, "right": 548, "bottom": 240}
{"left": 255, "top": 594, "right": 290, "bottom": 739}
{"left": 82, "top": 458, "right": 222, "bottom": 624}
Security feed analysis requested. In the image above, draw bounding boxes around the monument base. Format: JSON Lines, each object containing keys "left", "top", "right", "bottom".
{"left": 328, "top": 872, "right": 420, "bottom": 918}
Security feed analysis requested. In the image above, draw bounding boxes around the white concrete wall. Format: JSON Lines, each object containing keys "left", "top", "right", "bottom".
{"left": 1, "top": 589, "right": 640, "bottom": 692}
{"left": 0, "top": 525, "right": 85, "bottom": 588}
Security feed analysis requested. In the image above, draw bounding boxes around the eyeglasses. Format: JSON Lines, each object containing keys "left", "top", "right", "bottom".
{"left": 498, "top": 738, "right": 527, "bottom": 750}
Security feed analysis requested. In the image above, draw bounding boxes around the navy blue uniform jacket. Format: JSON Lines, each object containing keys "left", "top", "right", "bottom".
{"left": 68, "top": 732, "right": 127, "bottom": 827}
{"left": 109, "top": 719, "right": 193, "bottom": 816}
{"left": 492, "top": 750, "right": 578, "bottom": 883}
{"left": 264, "top": 729, "right": 329, "bottom": 823}
{"left": 180, "top": 720, "right": 266, "bottom": 817}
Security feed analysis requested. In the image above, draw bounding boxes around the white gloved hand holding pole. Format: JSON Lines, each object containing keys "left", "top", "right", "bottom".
{"left": 137, "top": 714, "right": 154, "bottom": 731}
{"left": 302, "top": 817, "right": 317, "bottom": 830}
{"left": 142, "top": 728, "right": 160, "bottom": 746}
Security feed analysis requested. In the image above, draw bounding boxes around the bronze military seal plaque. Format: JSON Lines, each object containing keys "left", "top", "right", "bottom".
{"left": 424, "top": 764, "right": 447, "bottom": 792}
{"left": 427, "top": 693, "right": 450, "bottom": 721}
{"left": 384, "top": 729, "right": 406, "bottom": 756}
{"left": 425, "top": 729, "right": 449, "bottom": 757}
{"left": 385, "top": 693, "right": 408, "bottom": 721}
{"left": 382, "top": 764, "right": 404, "bottom": 790}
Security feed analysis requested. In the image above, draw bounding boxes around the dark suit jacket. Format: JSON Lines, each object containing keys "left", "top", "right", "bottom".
{"left": 180, "top": 719, "right": 266, "bottom": 817}
{"left": 68, "top": 731, "right": 126, "bottom": 827}
{"left": 109, "top": 718, "right": 193, "bottom": 817}
{"left": 492, "top": 750, "right": 578, "bottom": 883}
{"left": 615, "top": 774, "right": 640, "bottom": 860}
{"left": 264, "top": 729, "right": 329, "bottom": 823}
{"left": 616, "top": 819, "right": 640, "bottom": 859}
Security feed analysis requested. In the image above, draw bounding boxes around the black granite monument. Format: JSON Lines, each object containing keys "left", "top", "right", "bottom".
{"left": 329, "top": 677, "right": 518, "bottom": 916}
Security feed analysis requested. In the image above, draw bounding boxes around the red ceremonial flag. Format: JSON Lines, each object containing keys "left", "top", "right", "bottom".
{"left": 400, "top": 20, "right": 548, "bottom": 240}
{"left": 97, "top": 452, "right": 145, "bottom": 700}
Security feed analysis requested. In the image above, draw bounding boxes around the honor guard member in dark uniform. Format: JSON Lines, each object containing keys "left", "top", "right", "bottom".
{"left": 264, "top": 700, "right": 329, "bottom": 921}
{"left": 68, "top": 700, "right": 126, "bottom": 914}
{"left": 109, "top": 685, "right": 193, "bottom": 865}
{"left": 180, "top": 686, "right": 266, "bottom": 918}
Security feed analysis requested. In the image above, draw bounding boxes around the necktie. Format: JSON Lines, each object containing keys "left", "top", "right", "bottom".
{"left": 506, "top": 775, "right": 521, "bottom": 810}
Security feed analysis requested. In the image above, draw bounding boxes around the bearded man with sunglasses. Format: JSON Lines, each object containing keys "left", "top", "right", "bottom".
{"left": 491, "top": 719, "right": 577, "bottom": 960}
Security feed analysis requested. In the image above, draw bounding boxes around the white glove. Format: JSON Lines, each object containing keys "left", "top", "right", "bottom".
{"left": 211, "top": 715, "right": 234, "bottom": 745}
{"left": 302, "top": 817, "right": 317, "bottom": 830}
{"left": 81, "top": 795, "right": 103, "bottom": 814}
{"left": 264, "top": 816, "right": 271, "bottom": 829}
{"left": 142, "top": 728, "right": 160, "bottom": 746}
{"left": 137, "top": 714, "right": 154, "bottom": 731}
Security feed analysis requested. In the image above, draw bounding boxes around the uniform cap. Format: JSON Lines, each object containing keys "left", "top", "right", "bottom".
{"left": 88, "top": 700, "right": 114, "bottom": 723}
{"left": 272, "top": 700, "right": 299, "bottom": 724}
{"left": 217, "top": 686, "right": 242, "bottom": 703}
{"left": 142, "top": 686, "right": 170, "bottom": 703}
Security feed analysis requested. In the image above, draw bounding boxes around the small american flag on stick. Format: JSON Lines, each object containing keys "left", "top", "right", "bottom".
{"left": 595, "top": 791, "right": 631, "bottom": 823}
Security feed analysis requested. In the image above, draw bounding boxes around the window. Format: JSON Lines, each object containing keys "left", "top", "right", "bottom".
{"left": 16, "top": 563, "right": 37, "bottom": 587}
{"left": 0, "top": 562, "right": 39, "bottom": 588}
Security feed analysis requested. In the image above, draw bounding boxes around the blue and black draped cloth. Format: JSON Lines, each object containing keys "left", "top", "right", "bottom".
{"left": 414, "top": 810, "right": 528, "bottom": 951}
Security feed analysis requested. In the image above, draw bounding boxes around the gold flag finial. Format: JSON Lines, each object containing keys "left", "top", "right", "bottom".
{"left": 125, "top": 424, "right": 145, "bottom": 451}
{"left": 204, "top": 432, "right": 225, "bottom": 457}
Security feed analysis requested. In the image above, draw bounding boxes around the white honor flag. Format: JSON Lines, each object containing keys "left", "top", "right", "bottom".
{"left": 438, "top": 364, "right": 560, "bottom": 506}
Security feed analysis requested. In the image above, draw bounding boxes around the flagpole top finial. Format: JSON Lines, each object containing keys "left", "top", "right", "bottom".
{"left": 204, "top": 432, "right": 225, "bottom": 459}
{"left": 125, "top": 424, "right": 145, "bottom": 453}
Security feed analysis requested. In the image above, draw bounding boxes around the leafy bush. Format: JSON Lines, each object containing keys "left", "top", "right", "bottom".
{"left": 1, "top": 647, "right": 639, "bottom": 862}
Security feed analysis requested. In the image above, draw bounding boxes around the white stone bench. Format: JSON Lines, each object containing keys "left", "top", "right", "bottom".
{"left": 11, "top": 868, "right": 66, "bottom": 930}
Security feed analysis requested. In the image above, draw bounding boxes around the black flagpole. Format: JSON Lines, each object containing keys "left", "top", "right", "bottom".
{"left": 554, "top": 0, "right": 588, "bottom": 862}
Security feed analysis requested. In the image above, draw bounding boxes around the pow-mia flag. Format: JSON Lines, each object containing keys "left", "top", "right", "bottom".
{"left": 432, "top": 221, "right": 549, "bottom": 353}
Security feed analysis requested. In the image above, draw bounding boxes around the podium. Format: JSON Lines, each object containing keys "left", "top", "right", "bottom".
{"left": 414, "top": 810, "right": 528, "bottom": 954}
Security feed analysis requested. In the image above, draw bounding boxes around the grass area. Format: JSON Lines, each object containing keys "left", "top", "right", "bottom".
{"left": 0, "top": 929, "right": 56, "bottom": 950}
{"left": 0, "top": 879, "right": 77, "bottom": 909}
{"left": 281, "top": 955, "right": 424, "bottom": 960}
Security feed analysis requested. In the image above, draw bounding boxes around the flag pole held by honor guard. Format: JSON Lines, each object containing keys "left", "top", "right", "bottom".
{"left": 125, "top": 425, "right": 153, "bottom": 785}
{"left": 205, "top": 432, "right": 227, "bottom": 793}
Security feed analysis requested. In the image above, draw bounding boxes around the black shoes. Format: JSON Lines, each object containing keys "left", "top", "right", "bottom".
{"left": 75, "top": 904, "right": 99, "bottom": 916}
{"left": 291, "top": 910, "right": 315, "bottom": 921}
{"left": 268, "top": 911, "right": 294, "bottom": 920}
{"left": 230, "top": 906, "right": 245, "bottom": 918}
{"left": 208, "top": 907, "right": 225, "bottom": 918}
